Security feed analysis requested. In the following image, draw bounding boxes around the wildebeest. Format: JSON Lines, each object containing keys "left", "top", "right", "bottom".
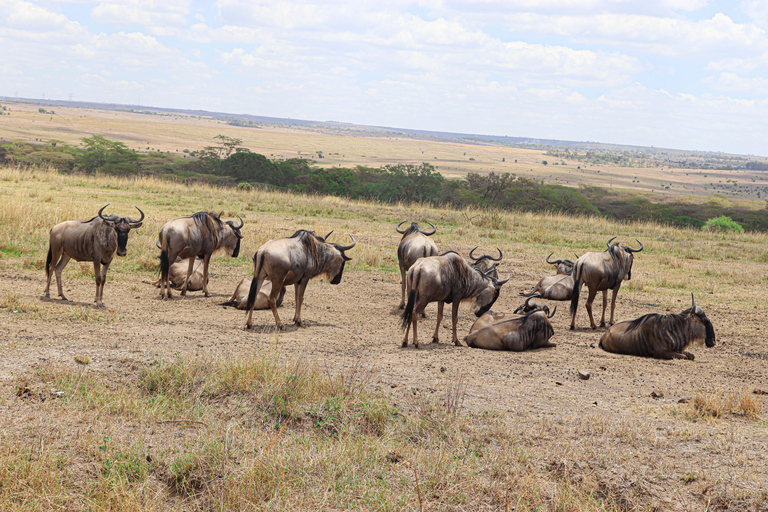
{"left": 220, "top": 277, "right": 286, "bottom": 310}
{"left": 465, "top": 307, "right": 557, "bottom": 351}
{"left": 148, "top": 256, "right": 206, "bottom": 291}
{"left": 521, "top": 254, "right": 577, "bottom": 301}
{"left": 44, "top": 204, "right": 144, "bottom": 307}
{"left": 245, "top": 229, "right": 356, "bottom": 329}
{"left": 599, "top": 294, "right": 715, "bottom": 360}
{"left": 468, "top": 246, "right": 503, "bottom": 278}
{"left": 400, "top": 251, "right": 510, "bottom": 348}
{"left": 570, "top": 237, "right": 643, "bottom": 330}
{"left": 157, "top": 212, "right": 244, "bottom": 299}
{"left": 396, "top": 221, "right": 438, "bottom": 309}
{"left": 468, "top": 297, "right": 555, "bottom": 333}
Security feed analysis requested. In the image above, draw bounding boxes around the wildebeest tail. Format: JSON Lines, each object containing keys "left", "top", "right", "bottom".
{"left": 246, "top": 252, "right": 264, "bottom": 311}
{"left": 400, "top": 270, "right": 420, "bottom": 329}
{"left": 160, "top": 249, "right": 170, "bottom": 281}
{"left": 570, "top": 262, "right": 582, "bottom": 317}
{"left": 519, "top": 291, "right": 542, "bottom": 298}
{"left": 45, "top": 246, "right": 52, "bottom": 277}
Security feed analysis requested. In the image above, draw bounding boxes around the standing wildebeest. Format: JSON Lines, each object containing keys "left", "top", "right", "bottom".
{"left": 44, "top": 204, "right": 144, "bottom": 307}
{"left": 400, "top": 251, "right": 510, "bottom": 348}
{"left": 468, "top": 246, "right": 503, "bottom": 278}
{"left": 396, "top": 221, "right": 438, "bottom": 309}
{"left": 570, "top": 237, "right": 643, "bottom": 330}
{"left": 221, "top": 277, "right": 286, "bottom": 310}
{"left": 521, "top": 253, "right": 576, "bottom": 301}
{"left": 157, "top": 212, "right": 244, "bottom": 299}
{"left": 245, "top": 230, "right": 356, "bottom": 329}
{"left": 465, "top": 307, "right": 557, "bottom": 351}
{"left": 599, "top": 294, "right": 715, "bottom": 360}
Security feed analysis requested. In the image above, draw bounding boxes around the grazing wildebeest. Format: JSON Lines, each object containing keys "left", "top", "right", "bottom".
{"left": 396, "top": 221, "right": 438, "bottom": 309}
{"left": 468, "top": 297, "right": 555, "bottom": 333}
{"left": 157, "top": 212, "right": 244, "bottom": 299}
{"left": 570, "top": 237, "right": 643, "bottom": 330}
{"left": 465, "top": 307, "right": 557, "bottom": 351}
{"left": 599, "top": 294, "right": 715, "bottom": 360}
{"left": 400, "top": 251, "right": 510, "bottom": 348}
{"left": 468, "top": 246, "right": 503, "bottom": 278}
{"left": 44, "top": 204, "right": 144, "bottom": 307}
{"left": 245, "top": 229, "right": 356, "bottom": 329}
{"left": 220, "top": 277, "right": 286, "bottom": 310}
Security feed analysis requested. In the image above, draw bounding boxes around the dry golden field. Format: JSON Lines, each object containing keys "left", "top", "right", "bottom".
{"left": 0, "top": 165, "right": 766, "bottom": 510}
{"left": 2, "top": 99, "right": 767, "bottom": 206}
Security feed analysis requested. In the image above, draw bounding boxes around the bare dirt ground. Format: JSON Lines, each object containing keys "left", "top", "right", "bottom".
{"left": 1, "top": 242, "right": 766, "bottom": 509}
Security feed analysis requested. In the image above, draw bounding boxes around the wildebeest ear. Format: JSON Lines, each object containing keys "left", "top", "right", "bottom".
{"left": 342, "top": 254, "right": 352, "bottom": 261}
{"left": 129, "top": 222, "right": 143, "bottom": 229}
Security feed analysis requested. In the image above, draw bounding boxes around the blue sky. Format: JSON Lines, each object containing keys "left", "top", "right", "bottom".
{"left": 2, "top": 1, "right": 768, "bottom": 155}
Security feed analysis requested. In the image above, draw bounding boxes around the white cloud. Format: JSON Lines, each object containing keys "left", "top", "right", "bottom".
{"left": 91, "top": 0, "right": 191, "bottom": 27}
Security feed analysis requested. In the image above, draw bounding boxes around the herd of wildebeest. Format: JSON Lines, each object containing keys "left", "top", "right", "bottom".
{"left": 42, "top": 206, "right": 716, "bottom": 360}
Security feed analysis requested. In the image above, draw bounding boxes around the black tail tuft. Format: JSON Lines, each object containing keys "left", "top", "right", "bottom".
{"left": 401, "top": 289, "right": 416, "bottom": 330}
{"left": 45, "top": 246, "right": 52, "bottom": 277}
{"left": 219, "top": 299, "right": 238, "bottom": 307}
{"left": 160, "top": 250, "right": 170, "bottom": 280}
{"left": 570, "top": 278, "right": 581, "bottom": 317}
{"left": 246, "top": 253, "right": 264, "bottom": 311}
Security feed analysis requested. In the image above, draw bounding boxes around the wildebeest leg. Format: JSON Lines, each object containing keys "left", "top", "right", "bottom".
{"left": 431, "top": 301, "right": 444, "bottom": 343}
{"left": 180, "top": 257, "right": 196, "bottom": 297}
{"left": 599, "top": 289, "right": 608, "bottom": 327}
{"left": 608, "top": 285, "right": 620, "bottom": 326}
{"left": 585, "top": 286, "right": 599, "bottom": 329}
{"left": 45, "top": 248, "right": 62, "bottom": 298}
{"left": 95, "top": 262, "right": 110, "bottom": 307}
{"left": 202, "top": 254, "right": 212, "bottom": 297}
{"left": 450, "top": 301, "right": 462, "bottom": 346}
{"left": 398, "top": 266, "right": 406, "bottom": 309}
{"left": 293, "top": 278, "right": 309, "bottom": 326}
{"left": 54, "top": 254, "right": 71, "bottom": 301}
{"left": 654, "top": 349, "right": 693, "bottom": 360}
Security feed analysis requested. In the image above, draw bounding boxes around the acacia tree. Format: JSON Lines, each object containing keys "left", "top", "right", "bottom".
{"left": 76, "top": 136, "right": 138, "bottom": 174}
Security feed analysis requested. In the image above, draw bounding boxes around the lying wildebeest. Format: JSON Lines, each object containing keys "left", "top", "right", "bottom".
{"left": 570, "top": 237, "right": 643, "bottom": 330}
{"left": 245, "top": 229, "right": 356, "bottom": 329}
{"left": 396, "top": 221, "right": 438, "bottom": 309}
{"left": 148, "top": 256, "right": 206, "bottom": 291}
{"left": 465, "top": 307, "right": 557, "bottom": 351}
{"left": 220, "top": 277, "right": 286, "bottom": 310}
{"left": 468, "top": 297, "right": 555, "bottom": 333}
{"left": 521, "top": 253, "right": 579, "bottom": 301}
{"left": 44, "top": 204, "right": 144, "bottom": 307}
{"left": 599, "top": 293, "right": 715, "bottom": 360}
{"left": 400, "top": 251, "right": 510, "bottom": 348}
{"left": 468, "top": 246, "right": 503, "bottom": 278}
{"left": 157, "top": 211, "right": 244, "bottom": 299}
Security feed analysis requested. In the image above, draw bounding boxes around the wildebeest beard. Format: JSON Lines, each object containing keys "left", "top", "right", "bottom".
{"left": 232, "top": 237, "right": 241, "bottom": 258}
{"left": 330, "top": 260, "right": 345, "bottom": 285}
{"left": 116, "top": 228, "right": 129, "bottom": 256}
{"left": 475, "top": 289, "right": 500, "bottom": 317}
{"left": 703, "top": 315, "right": 716, "bottom": 347}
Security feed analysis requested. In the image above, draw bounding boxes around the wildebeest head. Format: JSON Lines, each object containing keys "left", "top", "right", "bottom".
{"left": 216, "top": 213, "right": 244, "bottom": 258}
{"left": 546, "top": 253, "right": 575, "bottom": 275}
{"left": 682, "top": 293, "right": 716, "bottom": 348}
{"left": 324, "top": 233, "right": 356, "bottom": 285}
{"left": 396, "top": 220, "right": 436, "bottom": 238}
{"left": 469, "top": 247, "right": 503, "bottom": 277}
{"left": 473, "top": 270, "right": 511, "bottom": 317}
{"left": 513, "top": 296, "right": 556, "bottom": 317}
{"left": 606, "top": 236, "right": 643, "bottom": 280}
{"left": 98, "top": 204, "right": 144, "bottom": 257}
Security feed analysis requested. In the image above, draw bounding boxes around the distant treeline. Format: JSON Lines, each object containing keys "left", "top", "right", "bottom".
{"left": 3, "top": 136, "right": 767, "bottom": 232}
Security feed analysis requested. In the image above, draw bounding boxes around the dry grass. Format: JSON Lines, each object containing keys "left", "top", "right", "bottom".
{"left": 691, "top": 387, "right": 763, "bottom": 420}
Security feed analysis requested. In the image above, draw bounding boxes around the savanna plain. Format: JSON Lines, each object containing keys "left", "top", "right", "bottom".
{"left": 0, "top": 107, "right": 767, "bottom": 511}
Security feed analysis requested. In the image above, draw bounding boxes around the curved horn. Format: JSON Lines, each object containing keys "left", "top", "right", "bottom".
{"left": 125, "top": 206, "right": 145, "bottom": 225}
{"left": 691, "top": 292, "right": 696, "bottom": 310}
{"left": 336, "top": 234, "right": 356, "bottom": 252}
{"left": 323, "top": 230, "right": 334, "bottom": 241}
{"left": 98, "top": 204, "right": 119, "bottom": 222}
{"left": 626, "top": 239, "right": 644, "bottom": 253}
{"left": 547, "top": 305, "right": 557, "bottom": 318}
{"left": 490, "top": 247, "right": 503, "bottom": 261}
{"left": 217, "top": 211, "right": 224, "bottom": 219}
{"left": 469, "top": 246, "right": 480, "bottom": 261}
{"left": 606, "top": 236, "right": 617, "bottom": 249}
{"left": 230, "top": 215, "right": 244, "bottom": 229}
{"left": 395, "top": 221, "right": 408, "bottom": 234}
{"left": 155, "top": 239, "right": 162, "bottom": 250}
{"left": 422, "top": 221, "right": 436, "bottom": 236}
{"left": 546, "top": 253, "right": 563, "bottom": 265}
{"left": 495, "top": 273, "right": 511, "bottom": 286}
{"left": 524, "top": 296, "right": 535, "bottom": 308}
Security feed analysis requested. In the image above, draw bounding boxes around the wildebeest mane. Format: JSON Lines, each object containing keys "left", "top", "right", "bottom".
{"left": 625, "top": 312, "right": 691, "bottom": 338}
{"left": 191, "top": 211, "right": 220, "bottom": 247}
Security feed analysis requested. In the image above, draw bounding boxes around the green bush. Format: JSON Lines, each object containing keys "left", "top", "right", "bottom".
{"left": 702, "top": 216, "right": 744, "bottom": 233}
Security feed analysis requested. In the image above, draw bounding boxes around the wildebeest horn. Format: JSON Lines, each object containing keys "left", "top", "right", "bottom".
{"left": 98, "top": 204, "right": 120, "bottom": 222}
{"left": 606, "top": 236, "right": 617, "bottom": 249}
{"left": 563, "top": 258, "right": 574, "bottom": 266}
{"left": 469, "top": 246, "right": 480, "bottom": 261}
{"left": 337, "top": 234, "right": 356, "bottom": 251}
{"left": 323, "top": 230, "right": 334, "bottom": 241}
{"left": 626, "top": 239, "right": 644, "bottom": 253}
{"left": 546, "top": 306, "right": 557, "bottom": 318}
{"left": 422, "top": 221, "right": 436, "bottom": 236}
{"left": 155, "top": 239, "right": 162, "bottom": 250}
{"left": 490, "top": 247, "right": 502, "bottom": 261}
{"left": 546, "top": 253, "right": 562, "bottom": 265}
{"left": 395, "top": 221, "right": 408, "bottom": 234}
{"left": 524, "top": 296, "right": 535, "bottom": 308}
{"left": 495, "top": 273, "right": 511, "bottom": 286}
{"left": 217, "top": 211, "right": 224, "bottom": 219}
{"left": 125, "top": 206, "right": 145, "bottom": 225}
{"left": 231, "top": 215, "right": 244, "bottom": 229}
{"left": 691, "top": 292, "right": 696, "bottom": 309}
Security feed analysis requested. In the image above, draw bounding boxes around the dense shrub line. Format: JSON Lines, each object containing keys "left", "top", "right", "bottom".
{"left": 3, "top": 137, "right": 766, "bottom": 231}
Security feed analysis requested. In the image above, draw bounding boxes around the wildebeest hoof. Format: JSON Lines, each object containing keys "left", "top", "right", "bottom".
{"left": 96, "top": 303, "right": 106, "bottom": 309}
{"left": 414, "top": 343, "right": 420, "bottom": 349}
{"left": 684, "top": 351, "right": 695, "bottom": 360}
{"left": 401, "top": 340, "right": 408, "bottom": 348}
{"left": 431, "top": 337, "right": 439, "bottom": 344}
{"left": 44, "top": 294, "right": 50, "bottom": 298}
{"left": 453, "top": 340, "right": 462, "bottom": 347}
